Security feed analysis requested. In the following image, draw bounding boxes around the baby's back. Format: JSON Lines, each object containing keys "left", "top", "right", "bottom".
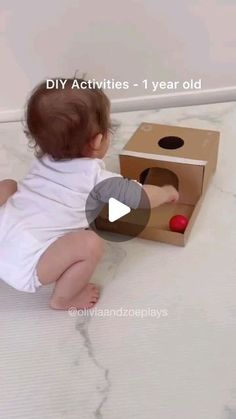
{"left": 0, "top": 155, "right": 107, "bottom": 244}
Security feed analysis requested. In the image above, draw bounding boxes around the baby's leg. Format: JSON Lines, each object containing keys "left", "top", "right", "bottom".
{"left": 36, "top": 230, "right": 103, "bottom": 310}
{"left": 0, "top": 179, "right": 17, "bottom": 205}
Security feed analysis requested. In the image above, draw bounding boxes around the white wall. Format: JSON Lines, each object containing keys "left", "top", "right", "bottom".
{"left": 0, "top": 0, "right": 236, "bottom": 113}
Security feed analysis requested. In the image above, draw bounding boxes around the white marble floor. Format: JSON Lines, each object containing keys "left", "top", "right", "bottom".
{"left": 0, "top": 102, "right": 236, "bottom": 419}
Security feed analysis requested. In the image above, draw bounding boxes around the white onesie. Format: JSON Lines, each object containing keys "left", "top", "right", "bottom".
{"left": 0, "top": 155, "right": 141, "bottom": 293}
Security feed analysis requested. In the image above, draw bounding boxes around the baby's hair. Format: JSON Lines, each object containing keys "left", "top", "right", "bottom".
{"left": 25, "top": 78, "right": 110, "bottom": 160}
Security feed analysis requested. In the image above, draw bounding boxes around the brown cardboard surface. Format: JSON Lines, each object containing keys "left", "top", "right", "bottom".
{"left": 96, "top": 202, "right": 193, "bottom": 228}
{"left": 147, "top": 202, "right": 194, "bottom": 228}
{"left": 142, "top": 167, "right": 179, "bottom": 189}
{"left": 120, "top": 156, "right": 204, "bottom": 205}
{"left": 96, "top": 201, "right": 197, "bottom": 246}
{"left": 123, "top": 122, "right": 220, "bottom": 162}
{"left": 201, "top": 137, "right": 219, "bottom": 195}
{"left": 97, "top": 122, "right": 219, "bottom": 246}
{"left": 96, "top": 216, "right": 186, "bottom": 246}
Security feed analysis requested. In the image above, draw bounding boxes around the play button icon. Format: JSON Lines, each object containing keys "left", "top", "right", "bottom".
{"left": 108, "top": 198, "right": 131, "bottom": 222}
{"left": 85, "top": 176, "right": 151, "bottom": 242}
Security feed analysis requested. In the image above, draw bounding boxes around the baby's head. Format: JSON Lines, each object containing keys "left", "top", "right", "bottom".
{"left": 25, "top": 78, "right": 111, "bottom": 160}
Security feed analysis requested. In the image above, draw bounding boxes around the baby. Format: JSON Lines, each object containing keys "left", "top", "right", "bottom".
{"left": 0, "top": 79, "right": 179, "bottom": 310}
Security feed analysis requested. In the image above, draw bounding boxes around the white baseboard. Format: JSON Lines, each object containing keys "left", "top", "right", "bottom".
{"left": 0, "top": 86, "right": 235, "bottom": 123}
{"left": 111, "top": 85, "right": 236, "bottom": 113}
{"left": 0, "top": 109, "right": 23, "bottom": 123}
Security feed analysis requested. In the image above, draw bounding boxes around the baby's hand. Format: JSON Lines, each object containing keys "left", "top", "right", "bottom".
{"left": 141, "top": 184, "right": 179, "bottom": 209}
{"left": 162, "top": 185, "right": 179, "bottom": 204}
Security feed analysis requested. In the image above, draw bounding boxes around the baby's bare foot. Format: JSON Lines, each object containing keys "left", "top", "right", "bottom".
{"left": 70, "top": 283, "right": 100, "bottom": 309}
{"left": 50, "top": 283, "right": 100, "bottom": 310}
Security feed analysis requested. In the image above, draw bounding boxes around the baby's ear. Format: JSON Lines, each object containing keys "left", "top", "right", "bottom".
{"left": 91, "top": 133, "right": 103, "bottom": 151}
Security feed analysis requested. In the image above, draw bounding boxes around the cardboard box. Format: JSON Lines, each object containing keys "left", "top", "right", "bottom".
{"left": 96, "top": 123, "right": 220, "bottom": 246}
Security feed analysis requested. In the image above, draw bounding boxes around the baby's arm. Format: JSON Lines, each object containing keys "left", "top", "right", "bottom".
{"left": 95, "top": 161, "right": 179, "bottom": 209}
{"left": 94, "top": 168, "right": 179, "bottom": 209}
{"left": 140, "top": 184, "right": 179, "bottom": 208}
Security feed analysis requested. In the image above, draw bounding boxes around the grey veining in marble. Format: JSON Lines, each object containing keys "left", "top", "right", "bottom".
{"left": 0, "top": 101, "right": 236, "bottom": 419}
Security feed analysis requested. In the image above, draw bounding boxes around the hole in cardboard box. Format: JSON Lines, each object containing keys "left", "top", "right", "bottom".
{"left": 158, "top": 136, "right": 184, "bottom": 149}
{"left": 140, "top": 167, "right": 179, "bottom": 190}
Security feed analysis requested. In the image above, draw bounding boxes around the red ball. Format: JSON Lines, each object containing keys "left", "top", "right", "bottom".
{"left": 169, "top": 215, "right": 188, "bottom": 233}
